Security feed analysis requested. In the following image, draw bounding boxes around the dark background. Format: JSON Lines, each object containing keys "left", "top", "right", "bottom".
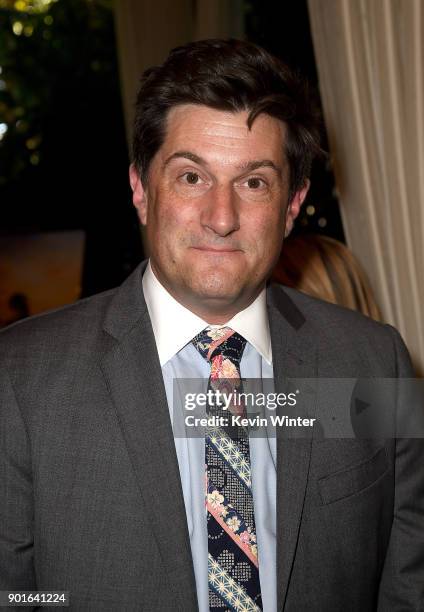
{"left": 0, "top": 0, "right": 343, "bottom": 301}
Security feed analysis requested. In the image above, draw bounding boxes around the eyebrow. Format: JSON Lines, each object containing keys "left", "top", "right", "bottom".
{"left": 237, "top": 159, "right": 282, "bottom": 176}
{"left": 163, "top": 151, "right": 282, "bottom": 176}
{"left": 163, "top": 151, "right": 205, "bottom": 168}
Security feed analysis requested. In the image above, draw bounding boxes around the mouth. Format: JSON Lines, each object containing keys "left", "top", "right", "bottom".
{"left": 191, "top": 246, "right": 242, "bottom": 254}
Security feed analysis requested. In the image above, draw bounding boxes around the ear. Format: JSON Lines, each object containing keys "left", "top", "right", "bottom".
{"left": 284, "top": 179, "right": 310, "bottom": 238}
{"left": 129, "top": 163, "right": 148, "bottom": 226}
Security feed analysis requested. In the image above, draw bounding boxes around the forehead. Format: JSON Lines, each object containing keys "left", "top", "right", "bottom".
{"left": 158, "top": 104, "right": 286, "bottom": 167}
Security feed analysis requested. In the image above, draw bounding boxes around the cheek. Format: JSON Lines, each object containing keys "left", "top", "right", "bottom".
{"left": 147, "top": 195, "right": 198, "bottom": 254}
{"left": 247, "top": 210, "right": 285, "bottom": 252}
{"left": 154, "top": 185, "right": 197, "bottom": 226}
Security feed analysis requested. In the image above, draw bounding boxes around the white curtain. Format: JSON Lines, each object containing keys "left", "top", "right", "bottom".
{"left": 113, "top": 0, "right": 194, "bottom": 146}
{"left": 308, "top": 0, "right": 424, "bottom": 374}
{"left": 113, "top": 0, "right": 243, "bottom": 146}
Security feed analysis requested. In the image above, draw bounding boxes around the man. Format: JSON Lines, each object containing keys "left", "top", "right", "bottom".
{"left": 0, "top": 39, "right": 423, "bottom": 611}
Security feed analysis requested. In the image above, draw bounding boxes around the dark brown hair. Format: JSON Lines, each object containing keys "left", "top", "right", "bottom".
{"left": 132, "top": 39, "right": 322, "bottom": 199}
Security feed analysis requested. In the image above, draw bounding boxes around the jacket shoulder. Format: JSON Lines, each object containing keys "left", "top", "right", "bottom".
{"left": 0, "top": 288, "right": 117, "bottom": 365}
{"left": 280, "top": 284, "right": 382, "bottom": 330}
{"left": 271, "top": 284, "right": 412, "bottom": 377}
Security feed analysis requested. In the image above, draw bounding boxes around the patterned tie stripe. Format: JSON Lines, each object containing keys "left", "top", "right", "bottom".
{"left": 192, "top": 327, "right": 262, "bottom": 611}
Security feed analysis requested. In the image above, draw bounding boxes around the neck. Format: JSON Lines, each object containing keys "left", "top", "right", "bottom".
{"left": 174, "top": 295, "right": 258, "bottom": 325}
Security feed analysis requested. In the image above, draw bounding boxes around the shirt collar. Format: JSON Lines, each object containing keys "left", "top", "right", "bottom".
{"left": 142, "top": 260, "right": 272, "bottom": 366}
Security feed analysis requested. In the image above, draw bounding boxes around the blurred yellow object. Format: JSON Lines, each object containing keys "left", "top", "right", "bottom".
{"left": 0, "top": 0, "right": 58, "bottom": 13}
{"left": 273, "top": 234, "right": 382, "bottom": 321}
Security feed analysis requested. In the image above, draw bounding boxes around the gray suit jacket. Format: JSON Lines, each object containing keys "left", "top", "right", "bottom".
{"left": 0, "top": 262, "right": 423, "bottom": 611}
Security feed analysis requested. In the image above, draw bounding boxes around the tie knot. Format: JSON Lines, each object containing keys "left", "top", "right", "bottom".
{"left": 192, "top": 327, "right": 247, "bottom": 366}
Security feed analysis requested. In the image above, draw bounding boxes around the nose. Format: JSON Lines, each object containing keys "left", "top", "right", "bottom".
{"left": 200, "top": 185, "right": 240, "bottom": 237}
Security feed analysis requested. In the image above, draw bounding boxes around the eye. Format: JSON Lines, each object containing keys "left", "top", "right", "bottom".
{"left": 181, "top": 171, "right": 202, "bottom": 185}
{"left": 245, "top": 177, "right": 266, "bottom": 189}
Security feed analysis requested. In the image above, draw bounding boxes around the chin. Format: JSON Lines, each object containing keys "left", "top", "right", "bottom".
{"left": 189, "top": 275, "right": 242, "bottom": 302}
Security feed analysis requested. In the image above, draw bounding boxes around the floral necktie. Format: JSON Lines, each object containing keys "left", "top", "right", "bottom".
{"left": 192, "top": 327, "right": 262, "bottom": 611}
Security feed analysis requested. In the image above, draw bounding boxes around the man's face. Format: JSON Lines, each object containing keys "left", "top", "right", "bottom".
{"left": 130, "top": 104, "right": 309, "bottom": 322}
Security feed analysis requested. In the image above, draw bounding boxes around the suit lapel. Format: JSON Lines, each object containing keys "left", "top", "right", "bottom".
{"left": 267, "top": 284, "right": 318, "bottom": 611}
{"left": 100, "top": 263, "right": 198, "bottom": 611}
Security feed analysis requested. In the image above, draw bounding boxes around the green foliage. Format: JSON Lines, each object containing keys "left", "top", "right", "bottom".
{"left": 0, "top": 0, "right": 115, "bottom": 186}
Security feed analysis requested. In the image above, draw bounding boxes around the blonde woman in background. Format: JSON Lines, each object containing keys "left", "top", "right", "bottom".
{"left": 272, "top": 233, "right": 382, "bottom": 321}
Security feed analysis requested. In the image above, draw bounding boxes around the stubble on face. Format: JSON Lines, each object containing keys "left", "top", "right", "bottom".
{"left": 135, "top": 105, "right": 297, "bottom": 322}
